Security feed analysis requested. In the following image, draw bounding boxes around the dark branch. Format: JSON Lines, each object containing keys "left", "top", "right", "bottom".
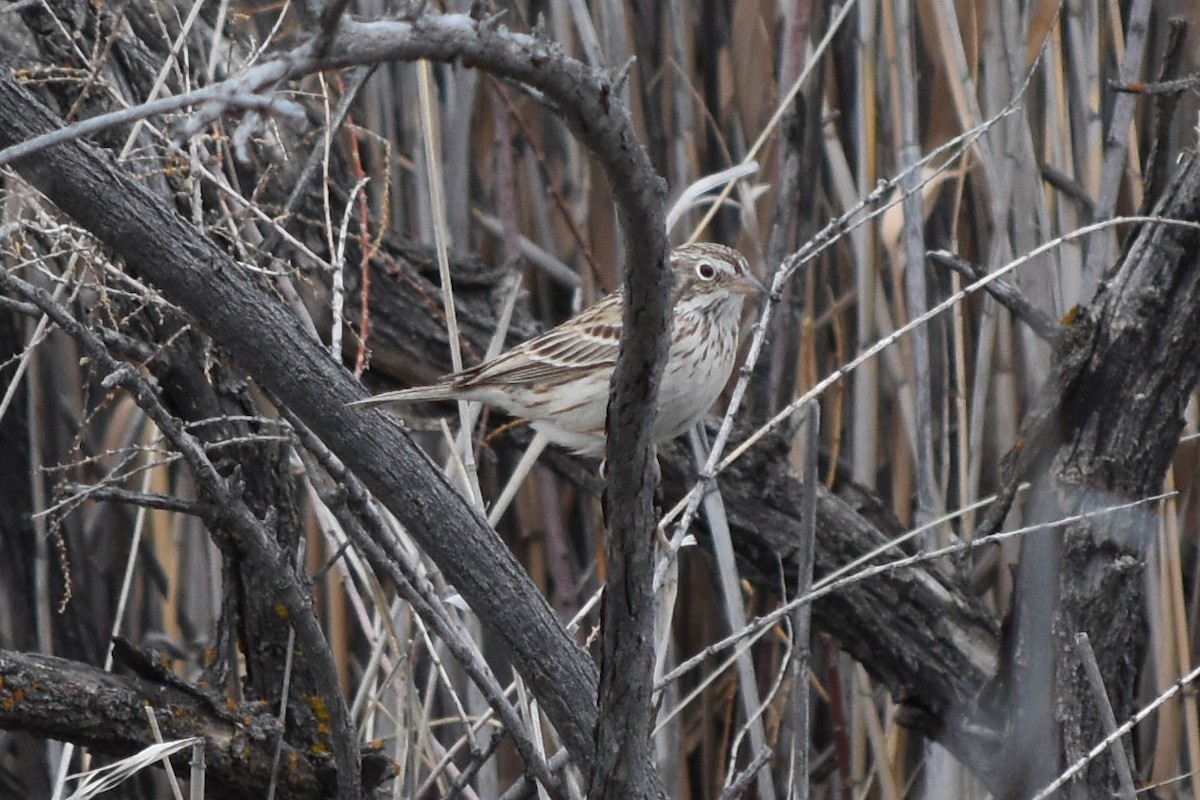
{"left": 0, "top": 649, "right": 324, "bottom": 800}
{"left": 928, "top": 249, "right": 1064, "bottom": 345}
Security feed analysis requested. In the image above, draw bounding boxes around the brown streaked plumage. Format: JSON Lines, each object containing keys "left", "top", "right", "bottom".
{"left": 350, "top": 243, "right": 761, "bottom": 456}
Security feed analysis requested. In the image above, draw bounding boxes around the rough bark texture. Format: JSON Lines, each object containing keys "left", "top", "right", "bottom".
{"left": 0, "top": 649, "right": 328, "bottom": 800}
{"left": 970, "top": 153, "right": 1200, "bottom": 797}
{"left": 593, "top": 229, "right": 672, "bottom": 798}
{"left": 590, "top": 51, "right": 673, "bottom": 800}
{"left": 1046, "top": 153, "right": 1200, "bottom": 795}
{"left": 150, "top": 322, "right": 331, "bottom": 747}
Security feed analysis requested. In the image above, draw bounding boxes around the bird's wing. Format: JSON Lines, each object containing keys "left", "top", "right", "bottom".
{"left": 454, "top": 295, "right": 622, "bottom": 388}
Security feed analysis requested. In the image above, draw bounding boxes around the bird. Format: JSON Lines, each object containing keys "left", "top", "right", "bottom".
{"left": 350, "top": 242, "right": 762, "bottom": 457}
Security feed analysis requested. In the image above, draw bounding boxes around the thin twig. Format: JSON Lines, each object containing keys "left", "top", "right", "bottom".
{"left": 656, "top": 63, "right": 1041, "bottom": 589}
{"left": 790, "top": 404, "right": 819, "bottom": 800}
{"left": 1031, "top": 658, "right": 1200, "bottom": 800}
{"left": 659, "top": 492, "right": 1172, "bottom": 690}
{"left": 687, "top": 429, "right": 775, "bottom": 800}
{"left": 661, "top": 215, "right": 1200, "bottom": 539}
{"left": 282, "top": 412, "right": 564, "bottom": 796}
{"left": 685, "top": 0, "right": 860, "bottom": 243}
{"left": 60, "top": 483, "right": 212, "bottom": 516}
{"left": 1073, "top": 633, "right": 1138, "bottom": 800}
{"left": 928, "top": 249, "right": 1063, "bottom": 345}
{"left": 1084, "top": 0, "right": 1152, "bottom": 286}
{"left": 716, "top": 747, "right": 774, "bottom": 800}
{"left": 1113, "top": 72, "right": 1200, "bottom": 95}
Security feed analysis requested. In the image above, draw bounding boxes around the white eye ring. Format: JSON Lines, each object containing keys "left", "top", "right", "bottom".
{"left": 695, "top": 261, "right": 717, "bottom": 280}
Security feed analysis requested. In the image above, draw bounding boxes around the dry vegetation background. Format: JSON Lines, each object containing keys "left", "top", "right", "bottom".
{"left": 3, "top": 0, "right": 1200, "bottom": 799}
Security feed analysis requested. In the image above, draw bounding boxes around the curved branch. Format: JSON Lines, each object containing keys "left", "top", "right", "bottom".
{"left": 0, "top": 13, "right": 672, "bottom": 783}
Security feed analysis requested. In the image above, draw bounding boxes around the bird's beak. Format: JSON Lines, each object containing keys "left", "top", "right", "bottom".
{"left": 729, "top": 272, "right": 765, "bottom": 296}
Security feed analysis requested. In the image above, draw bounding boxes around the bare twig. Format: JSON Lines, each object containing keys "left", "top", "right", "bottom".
{"left": 687, "top": 429, "right": 775, "bottom": 800}
{"left": 1085, "top": 0, "right": 1152, "bottom": 286}
{"left": 716, "top": 747, "right": 773, "bottom": 800}
{"left": 790, "top": 404, "right": 819, "bottom": 800}
{"left": 0, "top": 10, "right": 683, "bottom": 771}
{"left": 282, "top": 412, "right": 564, "bottom": 797}
{"left": 927, "top": 250, "right": 1063, "bottom": 345}
{"left": 60, "top": 483, "right": 212, "bottom": 516}
{"left": 1030, "top": 659, "right": 1200, "bottom": 800}
{"left": 659, "top": 492, "right": 1171, "bottom": 691}
{"left": 1073, "top": 633, "right": 1138, "bottom": 800}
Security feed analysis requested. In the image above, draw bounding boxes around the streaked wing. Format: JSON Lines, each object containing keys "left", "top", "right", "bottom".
{"left": 454, "top": 295, "right": 622, "bottom": 388}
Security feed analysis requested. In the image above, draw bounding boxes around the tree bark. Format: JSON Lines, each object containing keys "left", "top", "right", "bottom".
{"left": 0, "top": 649, "right": 328, "bottom": 800}
{"left": 1047, "top": 152, "right": 1200, "bottom": 795}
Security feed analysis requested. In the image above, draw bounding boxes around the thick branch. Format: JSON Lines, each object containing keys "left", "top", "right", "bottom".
{"left": 1048, "top": 152, "right": 1200, "bottom": 793}
{"left": 0, "top": 649, "right": 324, "bottom": 800}
{"left": 593, "top": 166, "right": 671, "bottom": 797}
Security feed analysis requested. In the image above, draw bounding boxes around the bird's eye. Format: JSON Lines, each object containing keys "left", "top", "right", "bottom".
{"left": 695, "top": 261, "right": 717, "bottom": 281}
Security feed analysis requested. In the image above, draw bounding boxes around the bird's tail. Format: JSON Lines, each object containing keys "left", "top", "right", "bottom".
{"left": 347, "top": 384, "right": 457, "bottom": 409}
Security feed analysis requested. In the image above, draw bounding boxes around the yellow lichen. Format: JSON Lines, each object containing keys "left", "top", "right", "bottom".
{"left": 3, "top": 687, "right": 25, "bottom": 711}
